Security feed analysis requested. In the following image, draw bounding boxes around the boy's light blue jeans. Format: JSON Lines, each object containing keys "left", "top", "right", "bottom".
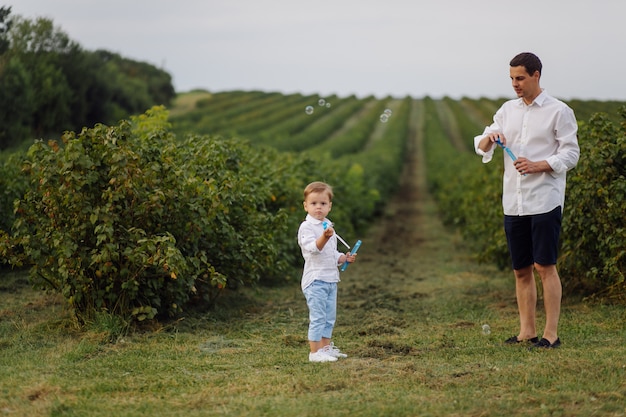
{"left": 303, "top": 280, "right": 337, "bottom": 342}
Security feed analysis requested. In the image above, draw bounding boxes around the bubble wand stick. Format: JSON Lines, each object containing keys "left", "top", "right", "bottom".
{"left": 323, "top": 221, "right": 350, "bottom": 250}
{"left": 323, "top": 221, "right": 361, "bottom": 271}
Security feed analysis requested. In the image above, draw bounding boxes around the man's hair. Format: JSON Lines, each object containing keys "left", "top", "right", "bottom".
{"left": 304, "top": 181, "right": 333, "bottom": 201}
{"left": 510, "top": 52, "right": 542, "bottom": 76}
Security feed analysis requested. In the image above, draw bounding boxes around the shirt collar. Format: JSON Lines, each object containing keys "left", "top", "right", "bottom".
{"left": 533, "top": 89, "right": 548, "bottom": 106}
{"left": 305, "top": 214, "right": 325, "bottom": 225}
{"left": 518, "top": 89, "right": 548, "bottom": 107}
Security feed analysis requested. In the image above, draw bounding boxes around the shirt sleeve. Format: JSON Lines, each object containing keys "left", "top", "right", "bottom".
{"left": 298, "top": 223, "right": 320, "bottom": 254}
{"left": 545, "top": 105, "right": 580, "bottom": 176}
{"left": 474, "top": 106, "right": 505, "bottom": 163}
{"left": 474, "top": 133, "right": 496, "bottom": 163}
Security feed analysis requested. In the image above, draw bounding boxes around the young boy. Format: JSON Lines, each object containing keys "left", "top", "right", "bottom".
{"left": 298, "top": 181, "right": 357, "bottom": 363}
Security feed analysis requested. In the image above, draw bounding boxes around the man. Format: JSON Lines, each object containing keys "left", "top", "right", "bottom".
{"left": 474, "top": 52, "right": 580, "bottom": 349}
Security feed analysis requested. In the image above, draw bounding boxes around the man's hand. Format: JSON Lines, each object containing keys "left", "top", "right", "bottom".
{"left": 513, "top": 158, "right": 552, "bottom": 175}
{"left": 478, "top": 132, "right": 506, "bottom": 152}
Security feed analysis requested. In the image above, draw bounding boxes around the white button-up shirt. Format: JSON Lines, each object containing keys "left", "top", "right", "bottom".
{"left": 474, "top": 90, "right": 580, "bottom": 216}
{"left": 298, "top": 214, "right": 342, "bottom": 291}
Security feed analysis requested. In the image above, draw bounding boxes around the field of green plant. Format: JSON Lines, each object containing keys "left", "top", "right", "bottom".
{"left": 1, "top": 91, "right": 625, "bottom": 416}
{"left": 167, "top": 90, "right": 626, "bottom": 300}
{"left": 1, "top": 90, "right": 625, "bottom": 320}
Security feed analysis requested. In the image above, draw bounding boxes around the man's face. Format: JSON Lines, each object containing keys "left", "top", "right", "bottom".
{"left": 510, "top": 65, "right": 540, "bottom": 103}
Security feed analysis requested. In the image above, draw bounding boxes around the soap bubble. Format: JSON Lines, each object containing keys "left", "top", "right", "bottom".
{"left": 481, "top": 324, "right": 491, "bottom": 335}
{"left": 379, "top": 114, "right": 389, "bottom": 123}
{"left": 384, "top": 108, "right": 392, "bottom": 116}
{"left": 318, "top": 99, "right": 326, "bottom": 107}
{"left": 325, "top": 102, "right": 331, "bottom": 108}
{"left": 305, "top": 105, "right": 314, "bottom": 115}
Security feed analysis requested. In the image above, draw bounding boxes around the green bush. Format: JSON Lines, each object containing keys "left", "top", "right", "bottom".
{"left": 9, "top": 107, "right": 293, "bottom": 322}
{"left": 560, "top": 107, "right": 626, "bottom": 299}
{"left": 0, "top": 151, "right": 28, "bottom": 237}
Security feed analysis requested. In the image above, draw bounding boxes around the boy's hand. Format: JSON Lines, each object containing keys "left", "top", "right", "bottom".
{"left": 345, "top": 252, "right": 357, "bottom": 263}
{"left": 316, "top": 226, "right": 334, "bottom": 250}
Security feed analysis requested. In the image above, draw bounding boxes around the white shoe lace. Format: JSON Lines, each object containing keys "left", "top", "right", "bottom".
{"left": 324, "top": 343, "right": 347, "bottom": 358}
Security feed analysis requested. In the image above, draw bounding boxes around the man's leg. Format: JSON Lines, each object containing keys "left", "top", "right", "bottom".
{"left": 534, "top": 263, "right": 561, "bottom": 343}
{"left": 514, "top": 265, "right": 537, "bottom": 340}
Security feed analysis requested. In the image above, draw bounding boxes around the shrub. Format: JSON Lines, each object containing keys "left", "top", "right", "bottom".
{"left": 10, "top": 107, "right": 292, "bottom": 322}
{"left": 560, "top": 107, "right": 626, "bottom": 299}
{"left": 0, "top": 151, "right": 28, "bottom": 237}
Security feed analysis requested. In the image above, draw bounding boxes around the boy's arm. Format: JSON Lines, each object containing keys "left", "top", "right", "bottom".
{"left": 316, "top": 226, "right": 334, "bottom": 250}
{"left": 299, "top": 223, "right": 333, "bottom": 253}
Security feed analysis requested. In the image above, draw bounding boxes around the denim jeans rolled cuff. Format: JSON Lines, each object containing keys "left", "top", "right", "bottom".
{"left": 303, "top": 280, "right": 337, "bottom": 341}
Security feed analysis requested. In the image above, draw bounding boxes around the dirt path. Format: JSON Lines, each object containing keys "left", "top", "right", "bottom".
{"left": 343, "top": 98, "right": 464, "bottom": 297}
{"left": 373, "top": 99, "right": 427, "bottom": 258}
{"left": 330, "top": 98, "right": 498, "bottom": 358}
{"left": 206, "top": 95, "right": 504, "bottom": 360}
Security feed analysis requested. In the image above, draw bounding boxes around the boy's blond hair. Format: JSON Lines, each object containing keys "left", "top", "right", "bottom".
{"left": 303, "top": 181, "right": 334, "bottom": 201}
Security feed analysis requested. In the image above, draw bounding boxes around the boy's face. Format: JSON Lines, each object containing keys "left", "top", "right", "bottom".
{"left": 303, "top": 191, "right": 332, "bottom": 221}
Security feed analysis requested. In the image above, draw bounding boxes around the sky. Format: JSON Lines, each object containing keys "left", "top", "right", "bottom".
{"left": 11, "top": 0, "right": 626, "bottom": 101}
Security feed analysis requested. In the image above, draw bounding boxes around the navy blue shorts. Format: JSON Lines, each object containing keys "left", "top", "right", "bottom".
{"left": 504, "top": 206, "right": 562, "bottom": 270}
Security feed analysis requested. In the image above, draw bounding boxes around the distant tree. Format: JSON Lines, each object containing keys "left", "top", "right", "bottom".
{"left": 0, "top": 12, "right": 176, "bottom": 149}
{"left": 126, "top": 58, "right": 176, "bottom": 106}
{"left": 7, "top": 15, "right": 74, "bottom": 54}
{"left": 0, "top": 15, "right": 74, "bottom": 142}
{"left": 94, "top": 50, "right": 176, "bottom": 118}
{"left": 29, "top": 60, "right": 72, "bottom": 136}
{"left": 0, "top": 56, "right": 34, "bottom": 148}
{"left": 0, "top": 6, "right": 12, "bottom": 54}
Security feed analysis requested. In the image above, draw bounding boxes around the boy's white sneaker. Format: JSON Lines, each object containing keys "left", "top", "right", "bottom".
{"left": 322, "top": 342, "right": 348, "bottom": 359}
{"left": 309, "top": 350, "right": 338, "bottom": 363}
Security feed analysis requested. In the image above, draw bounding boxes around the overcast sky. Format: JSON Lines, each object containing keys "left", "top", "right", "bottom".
{"left": 11, "top": 0, "right": 626, "bottom": 100}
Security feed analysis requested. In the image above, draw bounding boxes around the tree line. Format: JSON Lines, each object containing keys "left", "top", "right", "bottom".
{"left": 0, "top": 6, "right": 175, "bottom": 150}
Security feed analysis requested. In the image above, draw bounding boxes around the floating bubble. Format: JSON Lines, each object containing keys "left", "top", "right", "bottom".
{"left": 379, "top": 114, "right": 389, "bottom": 123}
{"left": 318, "top": 98, "right": 326, "bottom": 107}
{"left": 325, "top": 102, "right": 331, "bottom": 108}
{"left": 481, "top": 324, "right": 491, "bottom": 335}
{"left": 305, "top": 105, "right": 314, "bottom": 115}
{"left": 384, "top": 108, "right": 393, "bottom": 116}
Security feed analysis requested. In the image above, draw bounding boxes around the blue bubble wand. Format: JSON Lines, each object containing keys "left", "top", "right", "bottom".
{"left": 495, "top": 137, "right": 526, "bottom": 176}
{"left": 495, "top": 137, "right": 517, "bottom": 161}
